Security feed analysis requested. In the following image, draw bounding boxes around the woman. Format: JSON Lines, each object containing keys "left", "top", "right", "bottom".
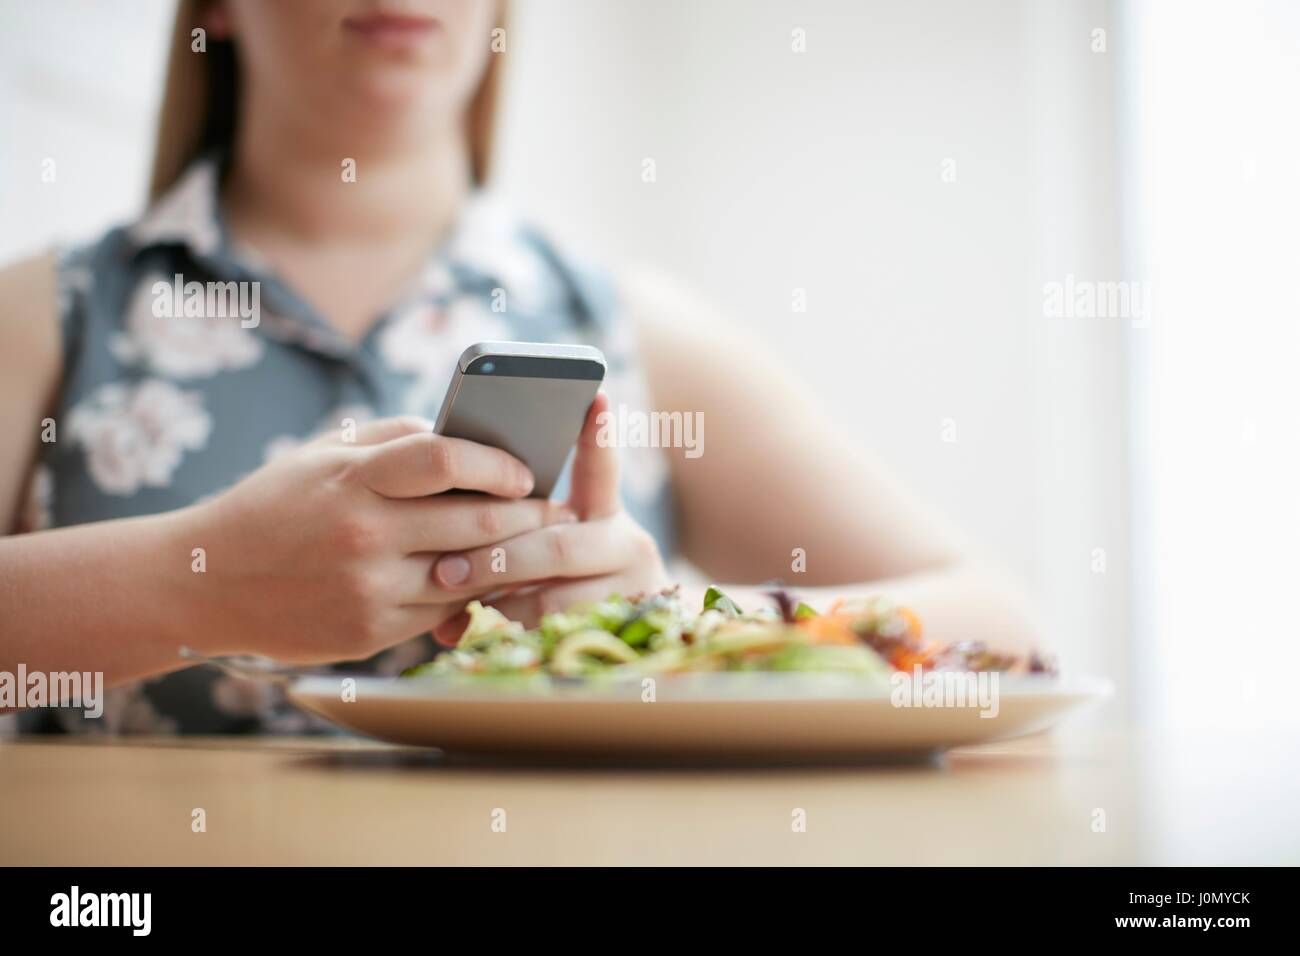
{"left": 0, "top": 0, "right": 1037, "bottom": 733}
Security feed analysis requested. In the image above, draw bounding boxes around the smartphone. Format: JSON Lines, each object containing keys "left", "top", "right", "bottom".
{"left": 434, "top": 341, "right": 607, "bottom": 498}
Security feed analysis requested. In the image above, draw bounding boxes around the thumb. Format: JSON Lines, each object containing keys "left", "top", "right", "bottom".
{"left": 567, "top": 391, "right": 620, "bottom": 519}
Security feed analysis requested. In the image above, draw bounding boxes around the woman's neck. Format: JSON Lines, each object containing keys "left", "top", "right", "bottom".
{"left": 222, "top": 96, "right": 471, "bottom": 248}
{"left": 219, "top": 99, "right": 473, "bottom": 339}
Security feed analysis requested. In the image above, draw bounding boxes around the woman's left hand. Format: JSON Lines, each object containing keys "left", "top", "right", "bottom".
{"left": 431, "top": 392, "right": 669, "bottom": 643}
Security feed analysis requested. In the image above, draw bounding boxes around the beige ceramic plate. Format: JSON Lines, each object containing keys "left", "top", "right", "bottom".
{"left": 288, "top": 673, "right": 1111, "bottom": 759}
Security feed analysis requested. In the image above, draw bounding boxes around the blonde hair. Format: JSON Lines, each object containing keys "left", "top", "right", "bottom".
{"left": 148, "top": 0, "right": 505, "bottom": 203}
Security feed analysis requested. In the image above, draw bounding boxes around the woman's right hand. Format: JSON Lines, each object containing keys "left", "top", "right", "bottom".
{"left": 172, "top": 417, "right": 575, "bottom": 664}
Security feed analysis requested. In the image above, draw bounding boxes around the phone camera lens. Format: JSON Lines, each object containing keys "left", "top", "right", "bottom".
{"left": 480, "top": 361, "right": 496, "bottom": 374}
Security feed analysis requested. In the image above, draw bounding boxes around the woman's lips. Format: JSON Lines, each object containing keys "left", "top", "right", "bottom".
{"left": 342, "top": 12, "right": 439, "bottom": 47}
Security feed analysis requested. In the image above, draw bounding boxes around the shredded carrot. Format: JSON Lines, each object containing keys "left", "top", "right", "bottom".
{"left": 899, "top": 606, "right": 923, "bottom": 641}
{"left": 890, "top": 640, "right": 941, "bottom": 672}
{"left": 797, "top": 614, "right": 859, "bottom": 645}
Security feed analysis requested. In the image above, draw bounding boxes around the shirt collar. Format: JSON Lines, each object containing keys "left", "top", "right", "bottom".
{"left": 129, "top": 157, "right": 226, "bottom": 259}
{"left": 127, "top": 154, "right": 555, "bottom": 325}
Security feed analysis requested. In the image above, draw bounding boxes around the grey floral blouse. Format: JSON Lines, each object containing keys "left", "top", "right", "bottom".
{"left": 9, "top": 156, "right": 675, "bottom": 736}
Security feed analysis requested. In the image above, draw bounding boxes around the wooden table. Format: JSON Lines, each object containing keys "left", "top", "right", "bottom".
{"left": 1, "top": 727, "right": 1296, "bottom": 865}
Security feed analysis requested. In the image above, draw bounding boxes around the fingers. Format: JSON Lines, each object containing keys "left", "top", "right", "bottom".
{"left": 354, "top": 432, "right": 535, "bottom": 499}
{"left": 429, "top": 585, "right": 551, "bottom": 646}
{"left": 395, "top": 603, "right": 469, "bottom": 645}
{"left": 389, "top": 495, "right": 577, "bottom": 554}
{"left": 346, "top": 417, "right": 436, "bottom": 446}
{"left": 432, "top": 607, "right": 472, "bottom": 646}
{"left": 430, "top": 516, "right": 651, "bottom": 594}
{"left": 567, "top": 391, "right": 621, "bottom": 519}
{"left": 386, "top": 495, "right": 580, "bottom": 608}
{"left": 429, "top": 588, "right": 537, "bottom": 646}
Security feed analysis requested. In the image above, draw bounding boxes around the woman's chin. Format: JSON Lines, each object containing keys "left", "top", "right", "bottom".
{"left": 340, "top": 76, "right": 462, "bottom": 130}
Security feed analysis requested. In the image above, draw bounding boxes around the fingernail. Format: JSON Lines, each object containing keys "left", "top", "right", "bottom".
{"left": 434, "top": 611, "right": 469, "bottom": 646}
{"left": 437, "top": 555, "right": 472, "bottom": 586}
{"left": 558, "top": 507, "right": 579, "bottom": 523}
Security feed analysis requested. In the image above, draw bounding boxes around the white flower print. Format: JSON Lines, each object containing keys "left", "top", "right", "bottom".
{"left": 211, "top": 674, "right": 278, "bottom": 719}
{"left": 210, "top": 670, "right": 320, "bottom": 733}
{"left": 449, "top": 193, "right": 552, "bottom": 312}
{"left": 261, "top": 434, "right": 304, "bottom": 465}
{"left": 57, "top": 682, "right": 180, "bottom": 736}
{"left": 56, "top": 259, "right": 92, "bottom": 319}
{"left": 409, "top": 257, "right": 459, "bottom": 303}
{"left": 67, "top": 380, "right": 213, "bottom": 496}
{"left": 377, "top": 296, "right": 512, "bottom": 415}
{"left": 110, "top": 276, "right": 264, "bottom": 379}
{"left": 378, "top": 296, "right": 511, "bottom": 375}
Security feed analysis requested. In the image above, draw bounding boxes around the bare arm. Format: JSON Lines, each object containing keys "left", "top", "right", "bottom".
{"left": 0, "top": 254, "right": 59, "bottom": 533}
{"left": 624, "top": 270, "right": 1041, "bottom": 655}
{"left": 0, "top": 423, "right": 576, "bottom": 695}
{"left": 0, "top": 512, "right": 210, "bottom": 687}
{"left": 0, "top": 254, "right": 205, "bottom": 689}
{"left": 0, "top": 256, "right": 577, "bottom": 696}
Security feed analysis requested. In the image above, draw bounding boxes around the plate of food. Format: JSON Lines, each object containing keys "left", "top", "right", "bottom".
{"left": 288, "top": 588, "right": 1110, "bottom": 759}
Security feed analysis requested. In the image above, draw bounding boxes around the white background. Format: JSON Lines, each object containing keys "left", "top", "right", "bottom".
{"left": 3, "top": 0, "right": 1296, "bottom": 731}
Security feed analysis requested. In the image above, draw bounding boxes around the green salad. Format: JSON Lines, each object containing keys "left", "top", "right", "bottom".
{"left": 402, "top": 587, "right": 1055, "bottom": 681}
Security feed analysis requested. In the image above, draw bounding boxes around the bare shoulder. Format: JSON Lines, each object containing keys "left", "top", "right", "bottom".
{"left": 615, "top": 265, "right": 807, "bottom": 411}
{"left": 0, "top": 251, "right": 61, "bottom": 389}
{"left": 0, "top": 251, "right": 59, "bottom": 330}
{"left": 616, "top": 266, "right": 741, "bottom": 352}
{"left": 0, "top": 252, "right": 63, "bottom": 531}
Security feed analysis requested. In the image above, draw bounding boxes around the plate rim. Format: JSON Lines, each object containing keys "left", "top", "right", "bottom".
{"left": 288, "top": 671, "right": 1114, "bottom": 706}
